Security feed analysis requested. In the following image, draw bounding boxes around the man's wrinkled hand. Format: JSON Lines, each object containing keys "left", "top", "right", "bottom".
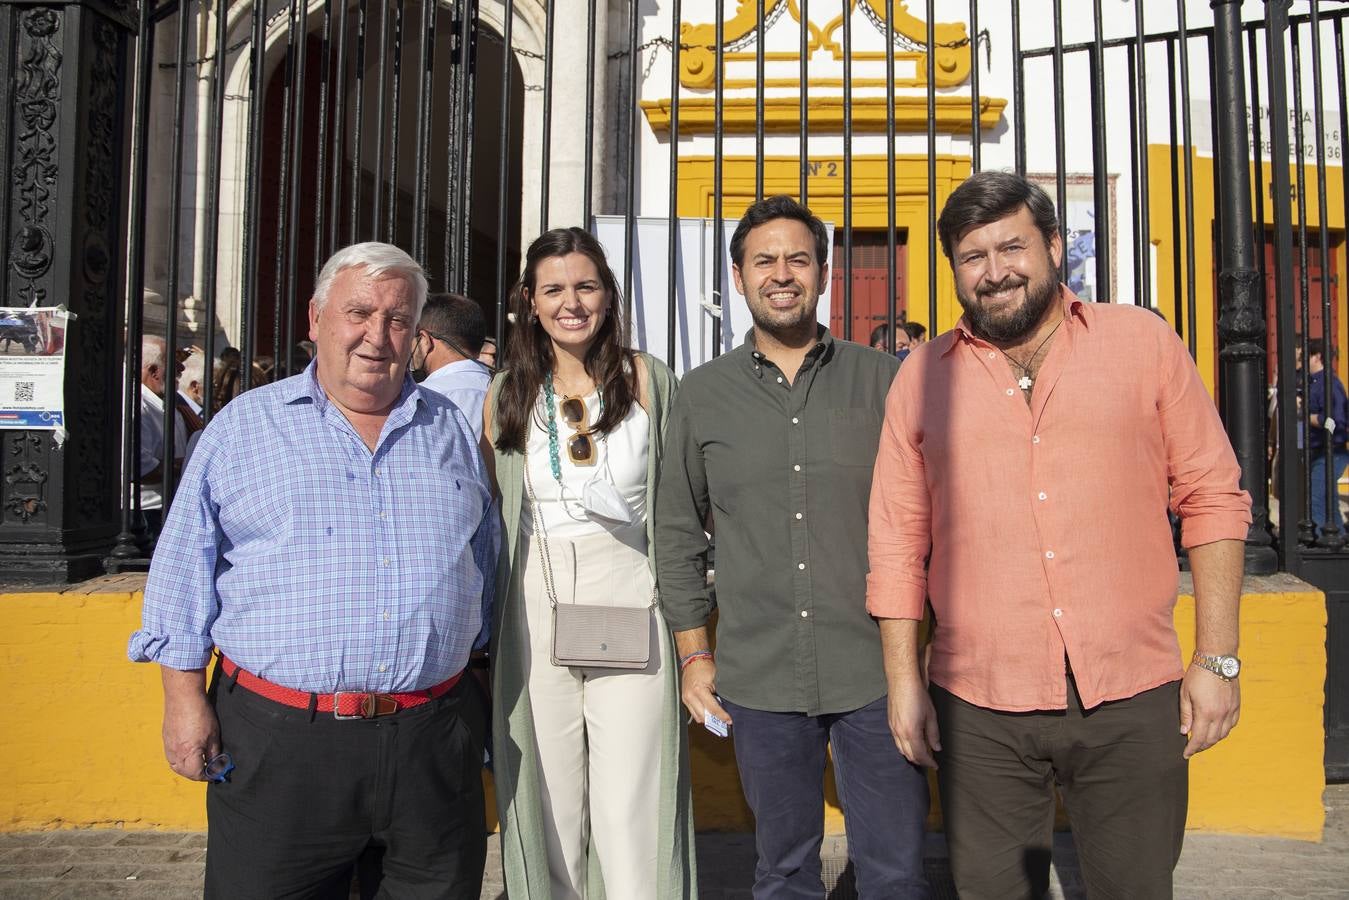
{"left": 680, "top": 658, "right": 732, "bottom": 727}
{"left": 162, "top": 691, "right": 221, "bottom": 781}
{"left": 1179, "top": 664, "right": 1240, "bottom": 759}
{"left": 888, "top": 677, "right": 941, "bottom": 768}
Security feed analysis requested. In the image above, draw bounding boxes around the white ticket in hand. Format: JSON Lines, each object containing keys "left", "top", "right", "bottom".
{"left": 1326, "top": 417, "right": 1337, "bottom": 433}
{"left": 703, "top": 710, "right": 729, "bottom": 738}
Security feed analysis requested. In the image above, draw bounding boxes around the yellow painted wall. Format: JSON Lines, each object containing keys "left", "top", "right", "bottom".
{"left": 675, "top": 155, "right": 970, "bottom": 337}
{"left": 1147, "top": 146, "right": 1348, "bottom": 394}
{"left": 0, "top": 579, "right": 1326, "bottom": 840}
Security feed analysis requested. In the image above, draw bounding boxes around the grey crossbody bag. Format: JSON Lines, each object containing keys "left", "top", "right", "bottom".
{"left": 524, "top": 461, "right": 653, "bottom": 669}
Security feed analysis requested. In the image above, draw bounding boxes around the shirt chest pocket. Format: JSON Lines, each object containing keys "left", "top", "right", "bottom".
{"left": 828, "top": 408, "right": 882, "bottom": 467}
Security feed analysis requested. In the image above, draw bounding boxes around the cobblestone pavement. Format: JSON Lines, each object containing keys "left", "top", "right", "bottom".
{"left": 3, "top": 784, "right": 1345, "bottom": 899}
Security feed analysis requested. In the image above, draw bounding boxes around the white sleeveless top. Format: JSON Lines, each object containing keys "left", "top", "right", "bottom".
{"left": 521, "top": 387, "right": 650, "bottom": 540}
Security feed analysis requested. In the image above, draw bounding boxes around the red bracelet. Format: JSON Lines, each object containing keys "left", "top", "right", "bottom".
{"left": 679, "top": 650, "right": 713, "bottom": 671}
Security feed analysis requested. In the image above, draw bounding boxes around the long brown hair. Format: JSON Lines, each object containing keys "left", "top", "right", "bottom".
{"left": 494, "top": 227, "right": 637, "bottom": 453}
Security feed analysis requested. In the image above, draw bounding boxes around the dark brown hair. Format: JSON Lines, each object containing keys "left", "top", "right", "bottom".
{"left": 936, "top": 171, "right": 1059, "bottom": 261}
{"left": 729, "top": 195, "right": 829, "bottom": 270}
{"left": 494, "top": 227, "right": 637, "bottom": 453}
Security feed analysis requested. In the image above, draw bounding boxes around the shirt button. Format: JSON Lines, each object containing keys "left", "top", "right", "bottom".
{"left": 795, "top": 512, "right": 803, "bottom": 520}
{"left": 800, "top": 610, "right": 809, "bottom": 618}
{"left": 1045, "top": 550, "right": 1055, "bottom": 560}
{"left": 1053, "top": 608, "right": 1063, "bottom": 618}
{"left": 373, "top": 467, "right": 381, "bottom": 476}
{"left": 378, "top": 664, "right": 388, "bottom": 673}
{"left": 792, "top": 417, "right": 799, "bottom": 424}
{"left": 383, "top": 610, "right": 390, "bottom": 620}
{"left": 1005, "top": 388, "right": 1015, "bottom": 396}
{"left": 776, "top": 376, "right": 784, "bottom": 384}
{"left": 382, "top": 556, "right": 391, "bottom": 566}
{"left": 793, "top": 464, "right": 801, "bottom": 472}
{"left": 798, "top": 562, "right": 806, "bottom": 570}
{"left": 1038, "top": 492, "right": 1048, "bottom": 501}
{"left": 1032, "top": 435, "right": 1041, "bottom": 444}
{"left": 379, "top": 511, "right": 388, "bottom": 519}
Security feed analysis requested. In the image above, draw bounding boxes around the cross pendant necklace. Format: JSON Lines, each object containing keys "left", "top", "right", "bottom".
{"left": 998, "top": 317, "right": 1065, "bottom": 393}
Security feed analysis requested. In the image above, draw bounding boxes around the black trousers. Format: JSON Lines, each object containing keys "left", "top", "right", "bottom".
{"left": 204, "top": 668, "right": 487, "bottom": 900}
{"left": 932, "top": 678, "right": 1188, "bottom": 900}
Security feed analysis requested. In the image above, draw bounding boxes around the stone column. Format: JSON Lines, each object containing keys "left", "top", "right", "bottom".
{"left": 0, "top": 0, "right": 135, "bottom": 580}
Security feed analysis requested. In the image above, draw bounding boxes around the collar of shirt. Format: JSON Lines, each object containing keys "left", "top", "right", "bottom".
{"left": 947, "top": 285, "right": 1089, "bottom": 352}
{"left": 422, "top": 357, "right": 492, "bottom": 390}
{"left": 177, "top": 391, "right": 202, "bottom": 416}
{"left": 282, "top": 359, "right": 424, "bottom": 449}
{"left": 141, "top": 382, "right": 164, "bottom": 412}
{"left": 740, "top": 324, "right": 835, "bottom": 379}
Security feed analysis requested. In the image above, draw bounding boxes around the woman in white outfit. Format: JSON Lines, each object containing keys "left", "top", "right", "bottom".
{"left": 484, "top": 227, "right": 696, "bottom": 899}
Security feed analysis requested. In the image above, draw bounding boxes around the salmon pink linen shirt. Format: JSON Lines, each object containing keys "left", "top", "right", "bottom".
{"left": 866, "top": 288, "right": 1252, "bottom": 712}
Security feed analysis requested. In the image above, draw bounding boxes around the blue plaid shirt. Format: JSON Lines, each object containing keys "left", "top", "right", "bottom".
{"left": 128, "top": 363, "right": 498, "bottom": 693}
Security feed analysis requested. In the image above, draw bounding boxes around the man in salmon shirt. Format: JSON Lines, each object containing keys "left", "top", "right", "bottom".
{"left": 867, "top": 171, "right": 1251, "bottom": 899}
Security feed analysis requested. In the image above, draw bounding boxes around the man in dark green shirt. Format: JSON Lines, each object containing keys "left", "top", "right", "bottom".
{"left": 656, "top": 196, "right": 930, "bottom": 898}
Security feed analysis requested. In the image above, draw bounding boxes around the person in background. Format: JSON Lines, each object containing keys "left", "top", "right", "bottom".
{"left": 485, "top": 227, "right": 695, "bottom": 899}
{"left": 414, "top": 293, "right": 492, "bottom": 443}
{"left": 1306, "top": 345, "right": 1349, "bottom": 530}
{"left": 902, "top": 320, "right": 927, "bottom": 348}
{"left": 478, "top": 336, "right": 498, "bottom": 368}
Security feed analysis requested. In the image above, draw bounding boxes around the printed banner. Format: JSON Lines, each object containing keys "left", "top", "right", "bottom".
{"left": 0, "top": 307, "right": 68, "bottom": 429}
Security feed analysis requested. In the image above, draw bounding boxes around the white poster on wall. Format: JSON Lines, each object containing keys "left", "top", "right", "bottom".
{"left": 593, "top": 215, "right": 833, "bottom": 376}
{"left": 0, "top": 307, "right": 69, "bottom": 429}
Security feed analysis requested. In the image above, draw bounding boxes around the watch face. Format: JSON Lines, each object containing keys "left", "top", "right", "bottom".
{"left": 1220, "top": 657, "right": 1240, "bottom": 678}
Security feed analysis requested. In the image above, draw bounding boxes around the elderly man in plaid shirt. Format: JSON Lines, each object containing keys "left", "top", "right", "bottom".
{"left": 129, "top": 242, "right": 498, "bottom": 900}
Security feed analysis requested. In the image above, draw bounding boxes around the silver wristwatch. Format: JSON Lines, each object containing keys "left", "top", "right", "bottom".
{"left": 1192, "top": 652, "right": 1241, "bottom": 681}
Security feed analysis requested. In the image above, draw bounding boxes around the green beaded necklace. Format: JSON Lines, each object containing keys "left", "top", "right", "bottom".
{"left": 543, "top": 371, "right": 603, "bottom": 482}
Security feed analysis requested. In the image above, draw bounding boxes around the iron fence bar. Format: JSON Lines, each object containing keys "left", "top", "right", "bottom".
{"left": 371, "top": 0, "right": 391, "bottom": 241}
{"left": 161, "top": 0, "right": 193, "bottom": 508}
{"left": 712, "top": 1, "right": 725, "bottom": 358}
{"left": 329, "top": 0, "right": 350, "bottom": 259}
{"left": 969, "top": 0, "right": 980, "bottom": 173}
{"left": 1248, "top": 26, "right": 1266, "bottom": 318}
{"left": 1264, "top": 0, "right": 1305, "bottom": 559}
{"left": 201, "top": 0, "right": 230, "bottom": 423}
{"left": 1308, "top": 0, "right": 1342, "bottom": 548}
{"left": 456, "top": 4, "right": 477, "bottom": 295}
{"left": 315, "top": 0, "right": 333, "bottom": 279}
{"left": 924, "top": 0, "right": 935, "bottom": 330}
{"left": 1126, "top": 42, "right": 1140, "bottom": 301}
{"left": 1133, "top": 0, "right": 1151, "bottom": 311}
{"left": 493, "top": 0, "right": 515, "bottom": 344}
{"left": 1166, "top": 39, "right": 1184, "bottom": 341}
{"left": 1208, "top": 32, "right": 1223, "bottom": 301}
{"left": 1212, "top": 0, "right": 1278, "bottom": 574}
{"left": 1011, "top": 0, "right": 1025, "bottom": 175}
{"left": 387, "top": 0, "right": 406, "bottom": 246}
{"left": 539, "top": 0, "right": 556, "bottom": 231}
{"left": 411, "top": 0, "right": 436, "bottom": 265}
{"left": 111, "top": 0, "right": 157, "bottom": 562}
{"left": 285, "top": 0, "right": 312, "bottom": 376}
{"left": 841, "top": 0, "right": 853, "bottom": 341}
{"left": 349, "top": 0, "right": 369, "bottom": 246}
{"left": 622, "top": 0, "right": 640, "bottom": 314}
{"left": 888, "top": 0, "right": 899, "bottom": 345}
{"left": 444, "top": 0, "right": 466, "bottom": 289}
{"left": 799, "top": 0, "right": 808, "bottom": 204}
{"left": 273, "top": 0, "right": 298, "bottom": 375}
{"left": 1291, "top": 25, "right": 1317, "bottom": 546}
{"left": 1051, "top": 0, "right": 1067, "bottom": 282}
{"left": 583, "top": 0, "right": 597, "bottom": 226}
{"left": 668, "top": 0, "right": 682, "bottom": 364}
{"left": 755, "top": 0, "right": 764, "bottom": 202}
{"left": 1177, "top": 0, "right": 1198, "bottom": 358}
{"left": 243, "top": 0, "right": 268, "bottom": 389}
{"left": 1089, "top": 0, "right": 1109, "bottom": 301}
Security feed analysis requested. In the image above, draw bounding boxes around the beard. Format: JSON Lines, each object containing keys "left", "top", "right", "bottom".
{"left": 957, "top": 270, "right": 1059, "bottom": 344}
{"left": 746, "top": 283, "right": 819, "bottom": 340}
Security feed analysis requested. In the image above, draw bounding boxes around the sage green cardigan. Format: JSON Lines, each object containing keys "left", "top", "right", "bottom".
{"left": 487, "top": 353, "right": 697, "bottom": 899}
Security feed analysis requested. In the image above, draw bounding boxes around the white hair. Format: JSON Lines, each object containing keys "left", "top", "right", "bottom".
{"left": 180, "top": 351, "right": 206, "bottom": 388}
{"left": 312, "top": 242, "right": 428, "bottom": 317}
{"left": 141, "top": 335, "right": 165, "bottom": 373}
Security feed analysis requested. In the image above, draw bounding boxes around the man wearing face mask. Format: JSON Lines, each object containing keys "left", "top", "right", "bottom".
{"left": 414, "top": 292, "right": 492, "bottom": 444}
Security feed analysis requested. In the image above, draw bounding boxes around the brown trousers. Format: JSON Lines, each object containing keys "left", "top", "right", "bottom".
{"left": 932, "top": 678, "right": 1188, "bottom": 900}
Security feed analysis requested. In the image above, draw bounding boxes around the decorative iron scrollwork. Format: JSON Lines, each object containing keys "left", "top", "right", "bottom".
{"left": 5, "top": 462, "right": 48, "bottom": 523}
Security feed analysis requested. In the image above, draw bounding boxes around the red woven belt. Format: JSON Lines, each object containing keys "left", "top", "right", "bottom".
{"left": 219, "top": 655, "right": 462, "bottom": 719}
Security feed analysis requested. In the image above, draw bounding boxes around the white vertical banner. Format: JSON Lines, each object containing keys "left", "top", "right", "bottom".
{"left": 594, "top": 216, "right": 833, "bottom": 376}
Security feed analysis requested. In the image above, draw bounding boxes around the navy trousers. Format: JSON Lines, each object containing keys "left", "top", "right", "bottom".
{"left": 722, "top": 695, "right": 931, "bottom": 899}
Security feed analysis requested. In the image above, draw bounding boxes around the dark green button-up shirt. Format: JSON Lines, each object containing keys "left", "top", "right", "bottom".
{"left": 655, "top": 328, "right": 901, "bottom": 715}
